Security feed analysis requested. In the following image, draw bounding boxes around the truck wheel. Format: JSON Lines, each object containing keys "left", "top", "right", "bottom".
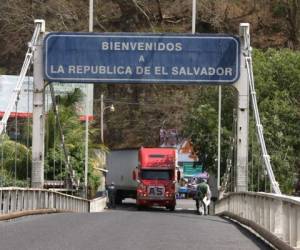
{"left": 115, "top": 196, "right": 122, "bottom": 205}
{"left": 167, "top": 205, "right": 175, "bottom": 211}
{"left": 137, "top": 205, "right": 143, "bottom": 211}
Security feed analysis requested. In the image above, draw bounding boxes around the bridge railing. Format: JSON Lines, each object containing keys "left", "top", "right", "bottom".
{"left": 215, "top": 192, "right": 300, "bottom": 249}
{"left": 0, "top": 187, "right": 90, "bottom": 215}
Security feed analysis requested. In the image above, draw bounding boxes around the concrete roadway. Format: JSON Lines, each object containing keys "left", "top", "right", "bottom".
{"left": 0, "top": 199, "right": 272, "bottom": 250}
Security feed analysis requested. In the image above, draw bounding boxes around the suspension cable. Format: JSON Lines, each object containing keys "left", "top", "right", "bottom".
{"left": 257, "top": 157, "right": 260, "bottom": 192}
{"left": 1, "top": 134, "right": 4, "bottom": 186}
{"left": 53, "top": 112, "right": 56, "bottom": 180}
{"left": 49, "top": 83, "right": 73, "bottom": 188}
{"left": 220, "top": 110, "right": 236, "bottom": 194}
{"left": 53, "top": 92, "right": 56, "bottom": 181}
{"left": 14, "top": 99, "right": 18, "bottom": 186}
{"left": 250, "top": 130, "right": 254, "bottom": 191}
{"left": 45, "top": 87, "right": 49, "bottom": 177}
{"left": 26, "top": 74, "right": 30, "bottom": 187}
{"left": 60, "top": 143, "right": 63, "bottom": 182}
{"left": 265, "top": 169, "right": 267, "bottom": 192}
{"left": 245, "top": 56, "right": 281, "bottom": 194}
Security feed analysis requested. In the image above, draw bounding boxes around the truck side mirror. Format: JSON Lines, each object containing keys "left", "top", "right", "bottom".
{"left": 177, "top": 170, "right": 181, "bottom": 182}
{"left": 132, "top": 170, "right": 136, "bottom": 180}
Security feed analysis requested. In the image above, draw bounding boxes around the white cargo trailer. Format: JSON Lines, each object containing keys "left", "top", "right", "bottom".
{"left": 106, "top": 149, "right": 139, "bottom": 203}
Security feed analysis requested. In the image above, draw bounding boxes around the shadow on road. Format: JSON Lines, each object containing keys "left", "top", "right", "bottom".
{"left": 106, "top": 202, "right": 273, "bottom": 249}
{"left": 106, "top": 201, "right": 232, "bottom": 225}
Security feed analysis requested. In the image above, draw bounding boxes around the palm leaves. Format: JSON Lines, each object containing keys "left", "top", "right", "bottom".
{"left": 45, "top": 87, "right": 103, "bottom": 195}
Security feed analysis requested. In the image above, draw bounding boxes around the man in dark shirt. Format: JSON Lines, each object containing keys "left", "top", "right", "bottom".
{"left": 107, "top": 182, "right": 116, "bottom": 208}
{"left": 194, "top": 179, "right": 208, "bottom": 215}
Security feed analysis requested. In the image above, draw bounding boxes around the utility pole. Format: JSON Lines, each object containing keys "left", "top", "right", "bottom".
{"left": 192, "top": 0, "right": 196, "bottom": 34}
{"left": 84, "top": 0, "right": 94, "bottom": 197}
{"left": 100, "top": 93, "right": 104, "bottom": 143}
{"left": 84, "top": 89, "right": 89, "bottom": 197}
{"left": 89, "top": 0, "right": 93, "bottom": 32}
{"left": 217, "top": 86, "right": 221, "bottom": 189}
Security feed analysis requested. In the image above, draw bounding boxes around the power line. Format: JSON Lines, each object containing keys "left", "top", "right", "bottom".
{"left": 95, "top": 98, "right": 187, "bottom": 108}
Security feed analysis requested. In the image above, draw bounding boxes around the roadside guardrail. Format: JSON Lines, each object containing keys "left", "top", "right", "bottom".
{"left": 0, "top": 187, "right": 106, "bottom": 220}
{"left": 215, "top": 192, "right": 299, "bottom": 250}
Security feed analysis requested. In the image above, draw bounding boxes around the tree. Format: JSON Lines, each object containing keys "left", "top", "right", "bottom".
{"left": 184, "top": 86, "right": 236, "bottom": 174}
{"left": 44, "top": 88, "right": 103, "bottom": 197}
{"left": 251, "top": 48, "right": 300, "bottom": 193}
{"left": 184, "top": 49, "right": 300, "bottom": 194}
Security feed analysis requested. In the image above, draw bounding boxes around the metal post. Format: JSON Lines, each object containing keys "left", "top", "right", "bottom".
{"left": 89, "top": 0, "right": 94, "bottom": 32}
{"left": 84, "top": 98, "right": 88, "bottom": 197}
{"left": 14, "top": 101, "right": 18, "bottom": 186}
{"left": 1, "top": 133, "right": 4, "bottom": 187}
{"left": 84, "top": 0, "right": 94, "bottom": 197}
{"left": 32, "top": 20, "right": 45, "bottom": 188}
{"left": 217, "top": 85, "right": 221, "bottom": 189}
{"left": 100, "top": 93, "right": 104, "bottom": 143}
{"left": 192, "top": 0, "right": 196, "bottom": 34}
{"left": 233, "top": 23, "right": 250, "bottom": 192}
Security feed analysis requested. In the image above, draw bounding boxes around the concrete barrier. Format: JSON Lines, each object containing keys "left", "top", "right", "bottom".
{"left": 0, "top": 187, "right": 89, "bottom": 219}
{"left": 90, "top": 196, "right": 107, "bottom": 212}
{"left": 215, "top": 192, "right": 300, "bottom": 249}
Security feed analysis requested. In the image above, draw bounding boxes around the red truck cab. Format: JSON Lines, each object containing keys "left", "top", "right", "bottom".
{"left": 133, "top": 147, "right": 178, "bottom": 211}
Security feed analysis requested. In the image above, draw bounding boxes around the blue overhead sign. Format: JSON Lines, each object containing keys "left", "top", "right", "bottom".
{"left": 44, "top": 33, "right": 240, "bottom": 84}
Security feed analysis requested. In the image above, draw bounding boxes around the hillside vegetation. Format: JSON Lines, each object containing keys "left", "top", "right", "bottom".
{"left": 0, "top": 0, "right": 299, "bottom": 73}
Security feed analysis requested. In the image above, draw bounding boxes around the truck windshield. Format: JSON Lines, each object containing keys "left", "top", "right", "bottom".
{"left": 141, "top": 170, "right": 172, "bottom": 180}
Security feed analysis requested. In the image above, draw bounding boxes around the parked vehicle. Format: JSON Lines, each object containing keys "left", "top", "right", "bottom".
{"left": 133, "top": 147, "right": 179, "bottom": 211}
{"left": 106, "top": 149, "right": 139, "bottom": 204}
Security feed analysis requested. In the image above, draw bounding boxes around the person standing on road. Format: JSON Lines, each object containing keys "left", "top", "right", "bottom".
{"left": 203, "top": 179, "right": 211, "bottom": 214}
{"left": 107, "top": 182, "right": 116, "bottom": 209}
{"left": 194, "top": 178, "right": 208, "bottom": 215}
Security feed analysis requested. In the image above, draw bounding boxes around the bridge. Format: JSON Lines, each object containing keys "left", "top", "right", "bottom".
{"left": 0, "top": 19, "right": 299, "bottom": 250}
{"left": 0, "top": 188, "right": 298, "bottom": 249}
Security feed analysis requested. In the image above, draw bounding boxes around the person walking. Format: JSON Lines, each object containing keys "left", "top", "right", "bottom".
{"left": 203, "top": 180, "right": 211, "bottom": 214}
{"left": 194, "top": 178, "right": 208, "bottom": 215}
{"left": 107, "top": 182, "right": 116, "bottom": 208}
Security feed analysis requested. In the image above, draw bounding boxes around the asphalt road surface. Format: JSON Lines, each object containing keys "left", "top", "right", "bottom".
{"left": 0, "top": 199, "right": 272, "bottom": 250}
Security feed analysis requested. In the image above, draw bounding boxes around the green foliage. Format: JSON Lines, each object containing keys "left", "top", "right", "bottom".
{"left": 271, "top": 2, "right": 287, "bottom": 17}
{"left": 184, "top": 87, "right": 236, "bottom": 174}
{"left": 0, "top": 67, "right": 6, "bottom": 74}
{"left": 252, "top": 48, "right": 300, "bottom": 194}
{"left": 186, "top": 102, "right": 218, "bottom": 170}
{"left": 0, "top": 169, "right": 28, "bottom": 187}
{"left": 0, "top": 87, "right": 104, "bottom": 192}
{"left": 0, "top": 134, "right": 31, "bottom": 182}
{"left": 185, "top": 49, "right": 300, "bottom": 194}
{"left": 44, "top": 88, "right": 103, "bottom": 196}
